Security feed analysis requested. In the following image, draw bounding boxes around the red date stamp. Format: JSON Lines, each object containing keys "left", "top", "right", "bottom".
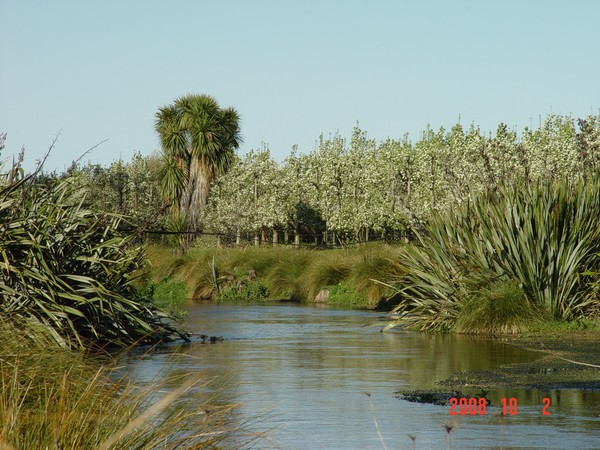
{"left": 449, "top": 397, "right": 551, "bottom": 416}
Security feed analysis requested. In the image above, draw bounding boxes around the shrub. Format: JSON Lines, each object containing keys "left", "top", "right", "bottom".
{"left": 387, "top": 174, "right": 600, "bottom": 332}
{"left": 0, "top": 170, "right": 188, "bottom": 348}
{"left": 218, "top": 280, "right": 269, "bottom": 301}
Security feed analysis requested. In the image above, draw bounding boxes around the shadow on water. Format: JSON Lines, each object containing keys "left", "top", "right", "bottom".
{"left": 118, "top": 302, "right": 600, "bottom": 449}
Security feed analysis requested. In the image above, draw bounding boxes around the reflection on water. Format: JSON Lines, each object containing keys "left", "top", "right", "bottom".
{"left": 119, "top": 302, "right": 600, "bottom": 449}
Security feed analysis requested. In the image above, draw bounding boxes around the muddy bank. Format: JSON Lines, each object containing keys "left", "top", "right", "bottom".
{"left": 397, "top": 331, "right": 600, "bottom": 405}
{"left": 441, "top": 330, "right": 600, "bottom": 391}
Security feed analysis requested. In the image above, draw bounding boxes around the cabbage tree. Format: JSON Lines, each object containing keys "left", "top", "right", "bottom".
{"left": 155, "top": 94, "right": 241, "bottom": 249}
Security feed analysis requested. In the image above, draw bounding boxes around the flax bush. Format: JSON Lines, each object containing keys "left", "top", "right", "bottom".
{"left": 387, "top": 174, "right": 600, "bottom": 332}
{"left": 0, "top": 153, "right": 188, "bottom": 348}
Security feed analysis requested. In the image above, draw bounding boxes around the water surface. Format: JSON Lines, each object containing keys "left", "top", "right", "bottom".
{"left": 120, "top": 302, "right": 600, "bottom": 449}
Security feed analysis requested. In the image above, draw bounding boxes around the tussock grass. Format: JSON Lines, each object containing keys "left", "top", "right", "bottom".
{"left": 144, "top": 245, "right": 185, "bottom": 282}
{"left": 297, "top": 253, "right": 353, "bottom": 302}
{"left": 455, "top": 280, "right": 544, "bottom": 335}
{"left": 349, "top": 245, "right": 404, "bottom": 308}
{"left": 0, "top": 319, "right": 240, "bottom": 450}
{"left": 145, "top": 243, "right": 401, "bottom": 309}
{"left": 264, "top": 251, "right": 311, "bottom": 299}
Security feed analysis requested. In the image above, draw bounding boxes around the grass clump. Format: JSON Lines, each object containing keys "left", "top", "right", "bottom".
{"left": 297, "top": 254, "right": 353, "bottom": 302}
{"left": 143, "top": 240, "right": 409, "bottom": 309}
{"left": 348, "top": 245, "right": 404, "bottom": 308}
{"left": 264, "top": 251, "right": 311, "bottom": 299}
{"left": 143, "top": 243, "right": 403, "bottom": 308}
{"left": 0, "top": 319, "right": 237, "bottom": 450}
{"left": 455, "top": 280, "right": 542, "bottom": 335}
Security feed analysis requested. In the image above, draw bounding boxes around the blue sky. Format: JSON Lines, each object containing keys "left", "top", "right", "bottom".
{"left": 1, "top": 1, "right": 599, "bottom": 172}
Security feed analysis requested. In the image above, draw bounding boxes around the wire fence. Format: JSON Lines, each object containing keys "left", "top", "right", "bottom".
{"left": 140, "top": 228, "right": 412, "bottom": 248}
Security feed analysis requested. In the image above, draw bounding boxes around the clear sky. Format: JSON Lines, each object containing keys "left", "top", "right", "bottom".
{"left": 1, "top": 0, "right": 599, "bottom": 172}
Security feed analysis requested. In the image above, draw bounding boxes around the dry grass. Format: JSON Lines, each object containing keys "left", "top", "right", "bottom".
{"left": 0, "top": 318, "right": 242, "bottom": 450}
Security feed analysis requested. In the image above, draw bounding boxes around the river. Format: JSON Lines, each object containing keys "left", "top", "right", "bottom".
{"left": 119, "top": 302, "right": 600, "bottom": 449}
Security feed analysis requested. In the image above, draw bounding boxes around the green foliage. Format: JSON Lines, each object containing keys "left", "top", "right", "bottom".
{"left": 164, "top": 213, "right": 187, "bottom": 248}
{"left": 67, "top": 151, "right": 167, "bottom": 231}
{"left": 264, "top": 251, "right": 311, "bottom": 299}
{"left": 348, "top": 245, "right": 404, "bottom": 308}
{"left": 527, "top": 317, "right": 600, "bottom": 333}
{"left": 201, "top": 114, "right": 599, "bottom": 245}
{"left": 326, "top": 281, "right": 355, "bottom": 306}
{"left": 388, "top": 174, "right": 600, "bottom": 332}
{"left": 455, "top": 281, "right": 542, "bottom": 335}
{"left": 219, "top": 280, "right": 270, "bottom": 302}
{"left": 297, "top": 254, "right": 353, "bottom": 301}
{"left": 145, "top": 244, "right": 401, "bottom": 309}
{"left": 148, "top": 278, "right": 188, "bottom": 306}
{"left": 46, "top": 113, "right": 600, "bottom": 249}
{"left": 0, "top": 167, "right": 188, "bottom": 349}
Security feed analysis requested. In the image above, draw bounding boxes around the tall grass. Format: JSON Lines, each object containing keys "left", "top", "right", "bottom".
{"left": 387, "top": 174, "right": 600, "bottom": 332}
{"left": 145, "top": 243, "right": 403, "bottom": 309}
{"left": 0, "top": 319, "right": 238, "bottom": 449}
{"left": 296, "top": 253, "right": 353, "bottom": 302}
{"left": 264, "top": 250, "right": 311, "bottom": 299}
{"left": 455, "top": 280, "right": 543, "bottom": 335}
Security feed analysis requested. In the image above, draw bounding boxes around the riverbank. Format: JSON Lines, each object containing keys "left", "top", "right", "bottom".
{"left": 0, "top": 318, "right": 240, "bottom": 449}
{"left": 427, "top": 329, "right": 600, "bottom": 395}
{"left": 141, "top": 243, "right": 404, "bottom": 309}
{"left": 498, "top": 330, "right": 600, "bottom": 390}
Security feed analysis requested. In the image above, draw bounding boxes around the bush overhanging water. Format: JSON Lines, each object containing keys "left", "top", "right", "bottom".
{"left": 0, "top": 152, "right": 188, "bottom": 349}
{"left": 387, "top": 174, "right": 600, "bottom": 332}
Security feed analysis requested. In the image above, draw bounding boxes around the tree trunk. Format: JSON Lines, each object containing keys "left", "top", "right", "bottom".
{"left": 180, "top": 158, "right": 212, "bottom": 251}
{"left": 273, "top": 230, "right": 278, "bottom": 246}
{"left": 261, "top": 226, "right": 267, "bottom": 245}
{"left": 189, "top": 159, "right": 212, "bottom": 230}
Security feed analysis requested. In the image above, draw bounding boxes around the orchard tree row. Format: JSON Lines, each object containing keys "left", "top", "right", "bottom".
{"left": 39, "top": 151, "right": 166, "bottom": 232}
{"left": 55, "top": 113, "right": 599, "bottom": 247}
{"left": 201, "top": 114, "right": 599, "bottom": 246}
